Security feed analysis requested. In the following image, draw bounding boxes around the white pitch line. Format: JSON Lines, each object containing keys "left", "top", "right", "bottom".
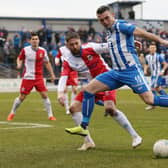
{"left": 0, "top": 121, "right": 53, "bottom": 130}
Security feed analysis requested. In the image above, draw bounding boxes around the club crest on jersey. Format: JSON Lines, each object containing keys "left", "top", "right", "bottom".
{"left": 39, "top": 53, "right": 43, "bottom": 57}
{"left": 87, "top": 55, "right": 93, "bottom": 60}
{"left": 21, "top": 87, "right": 25, "bottom": 92}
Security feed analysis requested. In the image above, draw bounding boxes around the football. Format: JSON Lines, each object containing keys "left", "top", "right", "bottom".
{"left": 153, "top": 139, "right": 168, "bottom": 158}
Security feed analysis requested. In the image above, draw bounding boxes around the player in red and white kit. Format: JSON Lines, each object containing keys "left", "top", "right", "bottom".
{"left": 7, "top": 32, "right": 56, "bottom": 121}
{"left": 55, "top": 50, "right": 78, "bottom": 115}
{"left": 58, "top": 32, "right": 142, "bottom": 151}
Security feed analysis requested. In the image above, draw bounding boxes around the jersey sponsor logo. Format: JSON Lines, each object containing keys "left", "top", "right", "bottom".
{"left": 87, "top": 55, "right": 93, "bottom": 60}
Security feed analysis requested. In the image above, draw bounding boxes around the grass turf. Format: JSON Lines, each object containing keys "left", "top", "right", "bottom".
{"left": 0, "top": 89, "right": 168, "bottom": 168}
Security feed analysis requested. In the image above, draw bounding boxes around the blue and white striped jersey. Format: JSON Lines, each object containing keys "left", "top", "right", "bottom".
{"left": 145, "top": 53, "right": 165, "bottom": 76}
{"left": 106, "top": 20, "right": 140, "bottom": 70}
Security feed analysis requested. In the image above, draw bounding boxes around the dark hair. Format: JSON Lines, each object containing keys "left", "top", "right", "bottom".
{"left": 149, "top": 41, "right": 156, "bottom": 46}
{"left": 65, "top": 31, "right": 80, "bottom": 42}
{"left": 30, "top": 32, "right": 38, "bottom": 37}
{"left": 96, "top": 5, "right": 110, "bottom": 15}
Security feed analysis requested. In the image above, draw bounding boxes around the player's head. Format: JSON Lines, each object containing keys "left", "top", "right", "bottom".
{"left": 66, "top": 32, "right": 81, "bottom": 56}
{"left": 30, "top": 32, "right": 40, "bottom": 48}
{"left": 96, "top": 5, "right": 115, "bottom": 29}
{"left": 149, "top": 42, "right": 157, "bottom": 55}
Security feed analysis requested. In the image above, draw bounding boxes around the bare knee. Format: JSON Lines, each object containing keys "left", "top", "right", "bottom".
{"left": 69, "top": 105, "right": 75, "bottom": 114}
{"left": 105, "top": 108, "right": 117, "bottom": 117}
{"left": 69, "top": 102, "right": 82, "bottom": 114}
{"left": 140, "top": 92, "right": 154, "bottom": 105}
{"left": 143, "top": 97, "right": 154, "bottom": 105}
{"left": 19, "top": 94, "right": 27, "bottom": 102}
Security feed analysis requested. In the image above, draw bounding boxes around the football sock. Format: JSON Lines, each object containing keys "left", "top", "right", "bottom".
{"left": 64, "top": 93, "right": 69, "bottom": 112}
{"left": 11, "top": 97, "right": 22, "bottom": 114}
{"left": 72, "top": 112, "right": 82, "bottom": 125}
{"left": 72, "top": 112, "right": 94, "bottom": 144}
{"left": 113, "top": 110, "right": 139, "bottom": 137}
{"left": 70, "top": 91, "right": 76, "bottom": 105}
{"left": 43, "top": 98, "right": 53, "bottom": 117}
{"left": 152, "top": 90, "right": 157, "bottom": 95}
{"left": 153, "top": 95, "right": 168, "bottom": 107}
{"left": 81, "top": 91, "right": 95, "bottom": 129}
{"left": 95, "top": 100, "right": 104, "bottom": 106}
{"left": 159, "top": 89, "right": 167, "bottom": 95}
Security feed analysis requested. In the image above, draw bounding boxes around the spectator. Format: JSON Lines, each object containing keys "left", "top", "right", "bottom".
{"left": 128, "top": 9, "right": 135, "bottom": 20}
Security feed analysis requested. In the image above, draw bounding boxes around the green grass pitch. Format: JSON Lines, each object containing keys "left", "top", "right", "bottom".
{"left": 0, "top": 89, "right": 168, "bottom": 168}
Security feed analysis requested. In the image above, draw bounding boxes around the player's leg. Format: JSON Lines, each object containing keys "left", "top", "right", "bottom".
{"left": 145, "top": 89, "right": 156, "bottom": 110}
{"left": 7, "top": 79, "right": 33, "bottom": 121}
{"left": 156, "top": 77, "right": 167, "bottom": 95}
{"left": 69, "top": 95, "right": 95, "bottom": 151}
{"left": 64, "top": 87, "right": 70, "bottom": 115}
{"left": 40, "top": 91, "right": 56, "bottom": 120}
{"left": 36, "top": 79, "right": 56, "bottom": 120}
{"left": 80, "top": 70, "right": 123, "bottom": 129}
{"left": 80, "top": 79, "right": 110, "bottom": 129}
{"left": 7, "top": 93, "right": 27, "bottom": 121}
{"left": 65, "top": 71, "right": 122, "bottom": 136}
{"left": 103, "top": 90, "right": 142, "bottom": 148}
{"left": 158, "top": 88, "right": 167, "bottom": 95}
{"left": 125, "top": 67, "right": 168, "bottom": 107}
{"left": 139, "top": 89, "right": 168, "bottom": 107}
{"left": 71, "top": 85, "right": 78, "bottom": 105}
{"left": 145, "top": 75, "right": 167, "bottom": 110}
{"left": 104, "top": 102, "right": 142, "bottom": 148}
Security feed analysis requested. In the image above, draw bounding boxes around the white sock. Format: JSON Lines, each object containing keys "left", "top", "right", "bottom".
{"left": 43, "top": 98, "right": 53, "bottom": 117}
{"left": 11, "top": 97, "right": 22, "bottom": 114}
{"left": 64, "top": 93, "right": 69, "bottom": 112}
{"left": 72, "top": 112, "right": 82, "bottom": 125}
{"left": 113, "top": 109, "right": 139, "bottom": 138}
{"left": 70, "top": 92, "right": 76, "bottom": 105}
{"left": 72, "top": 112, "right": 95, "bottom": 144}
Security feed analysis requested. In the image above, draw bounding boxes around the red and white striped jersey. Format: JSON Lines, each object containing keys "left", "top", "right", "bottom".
{"left": 57, "top": 42, "right": 110, "bottom": 80}
{"left": 18, "top": 46, "right": 49, "bottom": 80}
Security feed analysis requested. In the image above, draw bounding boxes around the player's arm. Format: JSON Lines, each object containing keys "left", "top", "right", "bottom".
{"left": 55, "top": 50, "right": 62, "bottom": 66}
{"left": 144, "top": 63, "right": 149, "bottom": 76}
{"left": 44, "top": 61, "right": 56, "bottom": 82}
{"left": 57, "top": 61, "right": 72, "bottom": 106}
{"left": 160, "top": 62, "right": 168, "bottom": 76}
{"left": 144, "top": 55, "right": 149, "bottom": 75}
{"left": 57, "top": 75, "right": 68, "bottom": 106}
{"left": 43, "top": 49, "right": 56, "bottom": 82}
{"left": 134, "top": 40, "right": 142, "bottom": 51}
{"left": 91, "top": 42, "right": 109, "bottom": 54}
{"left": 17, "top": 48, "right": 25, "bottom": 69}
{"left": 17, "top": 57, "right": 23, "bottom": 70}
{"left": 134, "top": 27, "right": 168, "bottom": 47}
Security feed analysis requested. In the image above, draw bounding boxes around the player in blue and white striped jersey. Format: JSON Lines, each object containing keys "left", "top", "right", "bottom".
{"left": 144, "top": 43, "right": 168, "bottom": 110}
{"left": 65, "top": 6, "right": 168, "bottom": 142}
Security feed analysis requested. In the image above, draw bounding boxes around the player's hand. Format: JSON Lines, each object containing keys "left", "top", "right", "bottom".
{"left": 57, "top": 93, "right": 66, "bottom": 106}
{"left": 50, "top": 74, "right": 56, "bottom": 83}
{"left": 159, "top": 71, "right": 164, "bottom": 76}
{"left": 55, "top": 58, "right": 60, "bottom": 66}
{"left": 17, "top": 63, "right": 22, "bottom": 70}
{"left": 160, "top": 39, "right": 168, "bottom": 47}
{"left": 144, "top": 71, "right": 148, "bottom": 76}
{"left": 134, "top": 40, "right": 142, "bottom": 50}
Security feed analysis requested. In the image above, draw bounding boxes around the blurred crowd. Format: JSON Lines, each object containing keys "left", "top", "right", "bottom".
{"left": 135, "top": 26, "right": 168, "bottom": 75}
{"left": 0, "top": 24, "right": 168, "bottom": 77}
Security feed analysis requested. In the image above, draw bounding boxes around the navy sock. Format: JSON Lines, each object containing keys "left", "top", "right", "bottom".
{"left": 81, "top": 91, "right": 95, "bottom": 128}
{"left": 152, "top": 90, "right": 157, "bottom": 95}
{"left": 159, "top": 89, "right": 167, "bottom": 95}
{"left": 153, "top": 95, "right": 168, "bottom": 107}
{"left": 95, "top": 100, "right": 104, "bottom": 106}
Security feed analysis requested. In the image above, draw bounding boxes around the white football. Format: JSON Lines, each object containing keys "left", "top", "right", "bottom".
{"left": 153, "top": 139, "right": 168, "bottom": 158}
